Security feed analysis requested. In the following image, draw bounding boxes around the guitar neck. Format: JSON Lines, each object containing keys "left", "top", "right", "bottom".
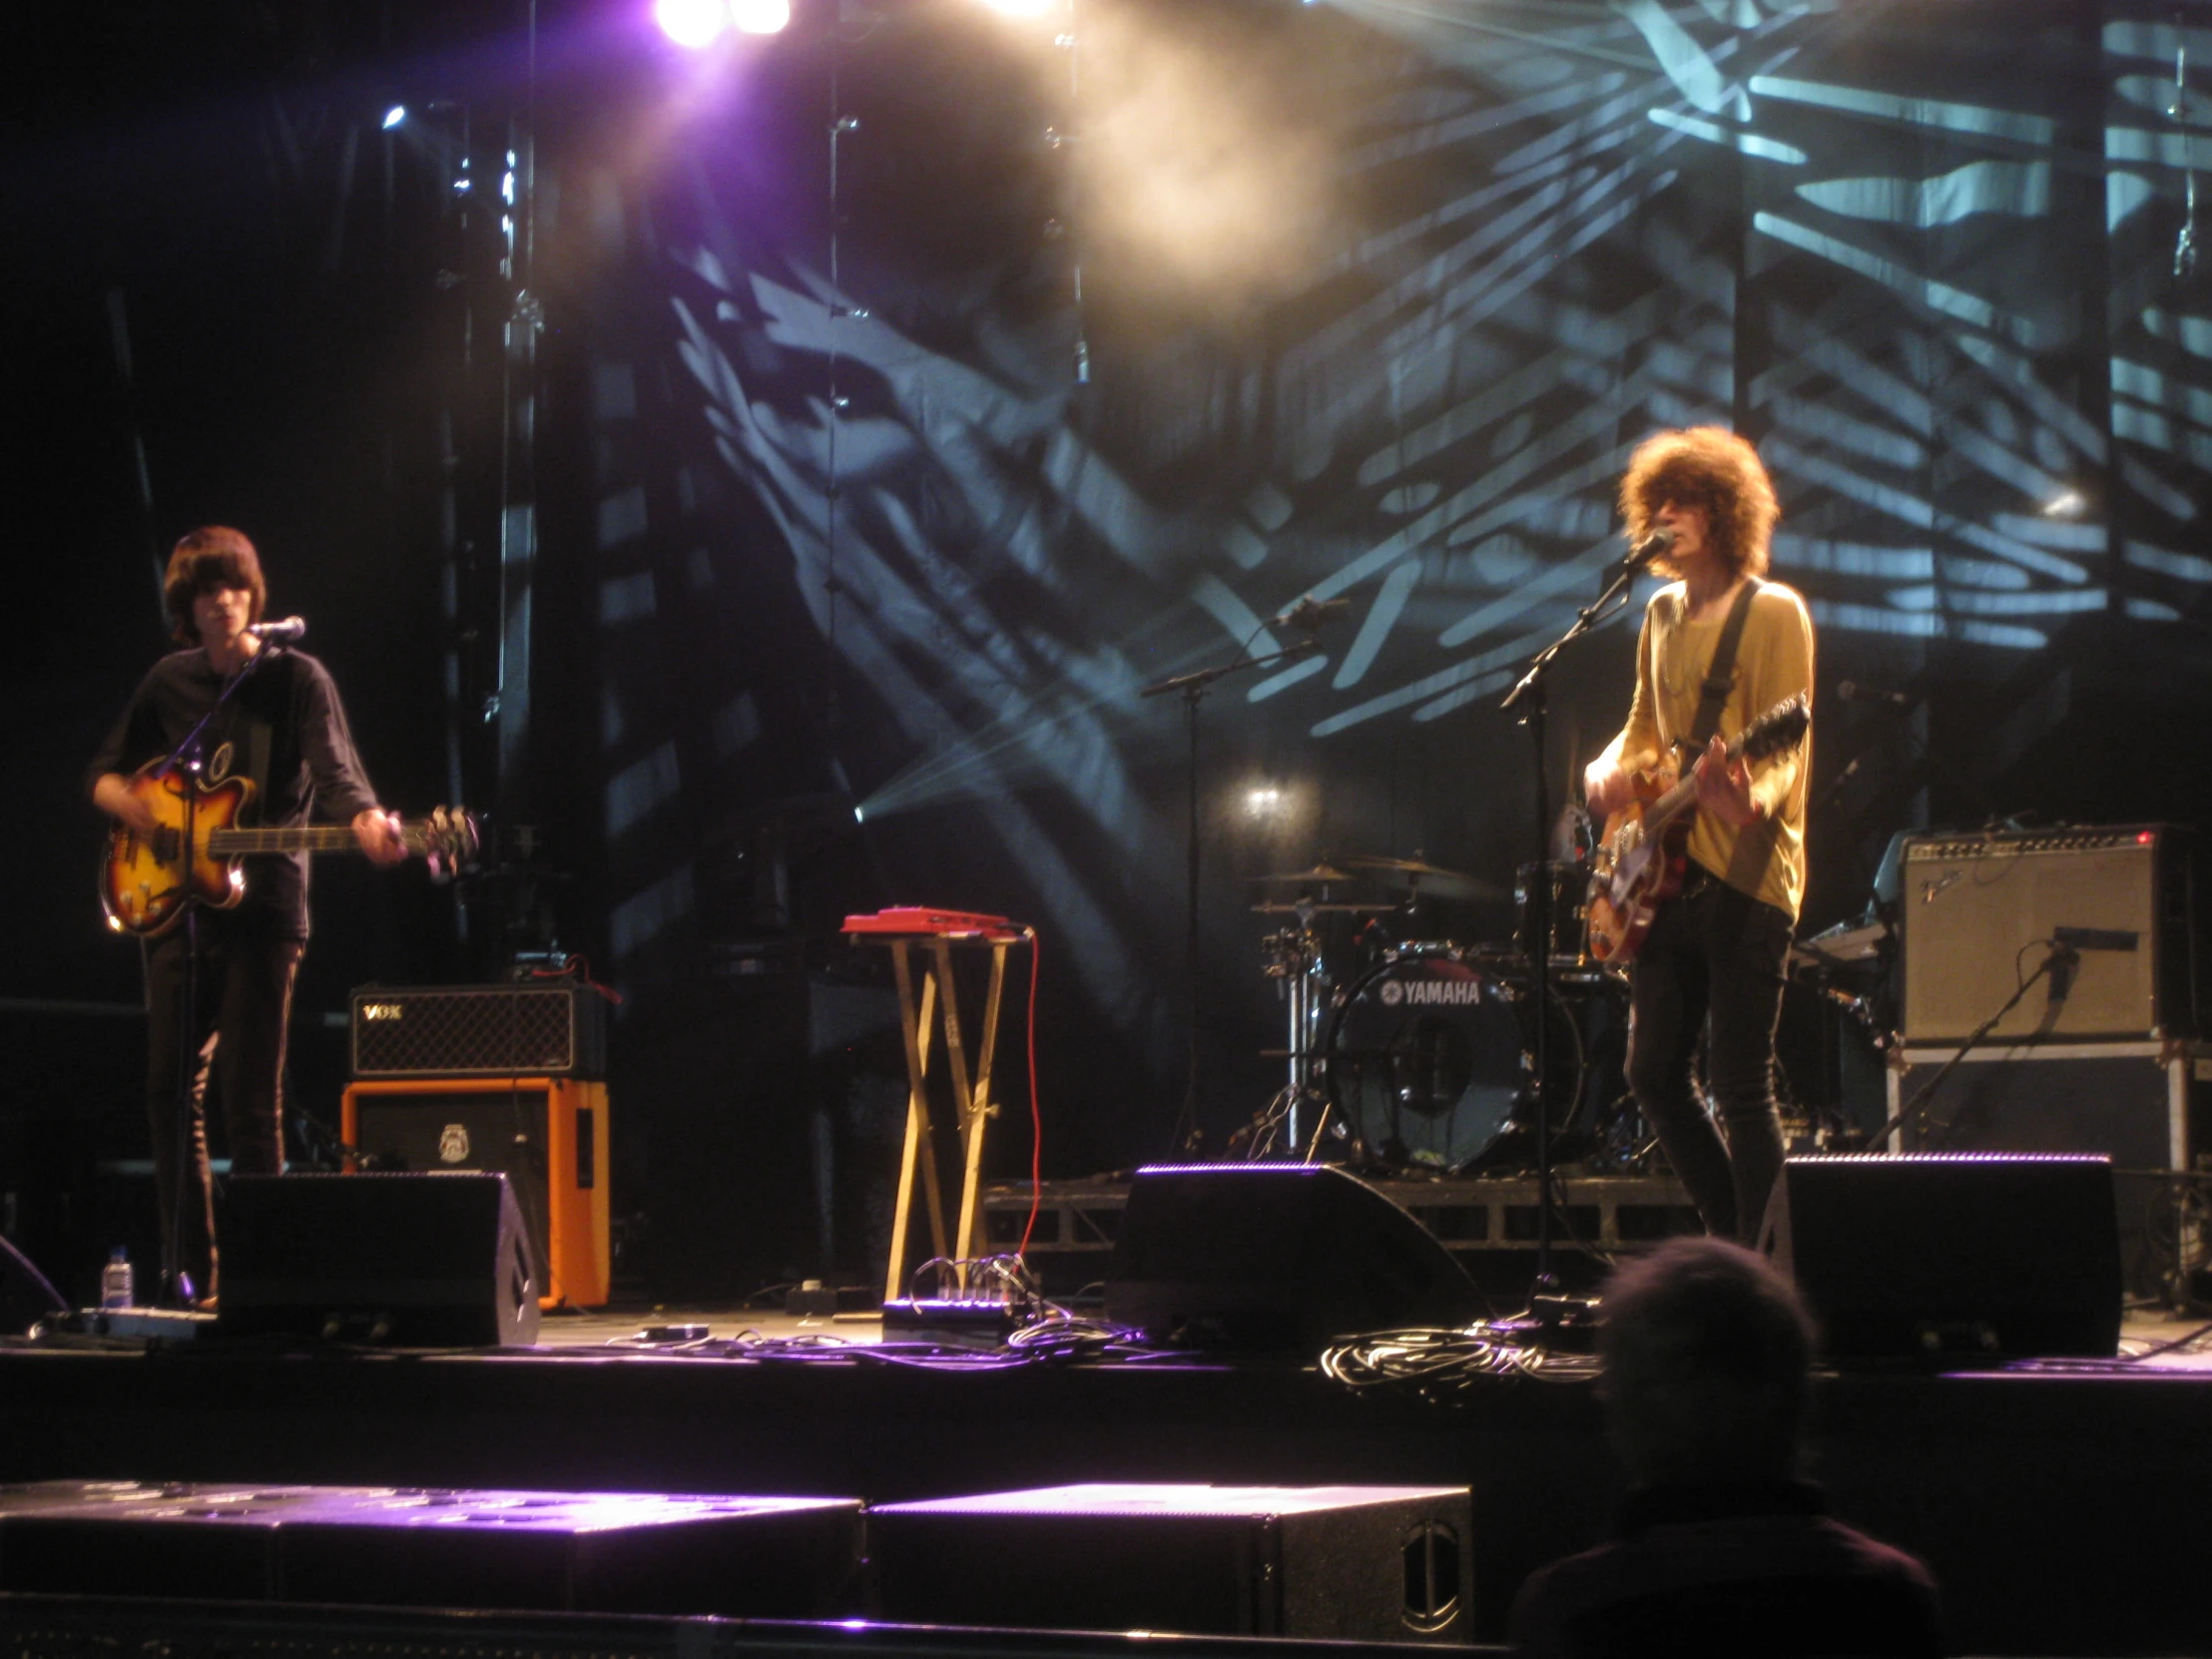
{"left": 206, "top": 825, "right": 432, "bottom": 856}
{"left": 1643, "top": 727, "right": 1759, "bottom": 835}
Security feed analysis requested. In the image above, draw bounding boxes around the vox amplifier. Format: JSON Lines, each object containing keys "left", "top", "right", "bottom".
{"left": 351, "top": 983, "right": 606, "bottom": 1079}
{"left": 1901, "top": 826, "right": 2203, "bottom": 1043}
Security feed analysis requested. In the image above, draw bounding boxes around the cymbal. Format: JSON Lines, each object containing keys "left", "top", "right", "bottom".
{"left": 1252, "top": 861, "right": 1362, "bottom": 885}
{"left": 1250, "top": 900, "right": 1390, "bottom": 915}
{"left": 1345, "top": 854, "right": 1503, "bottom": 901}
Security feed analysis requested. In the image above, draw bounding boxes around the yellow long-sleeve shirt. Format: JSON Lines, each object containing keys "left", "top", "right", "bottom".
{"left": 1608, "top": 579, "right": 1815, "bottom": 922}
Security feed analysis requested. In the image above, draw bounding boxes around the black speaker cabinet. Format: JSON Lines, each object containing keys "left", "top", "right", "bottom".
{"left": 214, "top": 1174, "right": 540, "bottom": 1347}
{"left": 0, "top": 1484, "right": 349, "bottom": 1599}
{"left": 278, "top": 1488, "right": 863, "bottom": 1616}
{"left": 351, "top": 984, "right": 606, "bottom": 1079}
{"left": 1761, "top": 1154, "right": 2120, "bottom": 1361}
{"left": 342, "top": 1078, "right": 610, "bottom": 1308}
{"left": 868, "top": 1484, "right": 1473, "bottom": 1641}
{"left": 0, "top": 1483, "right": 864, "bottom": 1618}
{"left": 1104, "top": 1164, "right": 1485, "bottom": 1353}
{"left": 1901, "top": 826, "right": 2202, "bottom": 1042}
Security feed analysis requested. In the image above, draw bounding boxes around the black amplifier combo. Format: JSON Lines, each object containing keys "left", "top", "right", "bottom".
{"left": 350, "top": 982, "right": 606, "bottom": 1079}
{"left": 1901, "top": 825, "right": 2203, "bottom": 1043}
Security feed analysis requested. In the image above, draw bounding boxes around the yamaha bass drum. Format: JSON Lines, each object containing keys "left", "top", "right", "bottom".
{"left": 1321, "top": 945, "right": 1625, "bottom": 1174}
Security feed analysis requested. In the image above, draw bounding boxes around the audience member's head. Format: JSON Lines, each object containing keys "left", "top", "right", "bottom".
{"left": 1598, "top": 1237, "right": 1818, "bottom": 1490}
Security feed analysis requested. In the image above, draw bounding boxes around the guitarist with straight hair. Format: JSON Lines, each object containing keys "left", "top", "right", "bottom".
{"left": 1582, "top": 429, "right": 1812, "bottom": 1247}
{"left": 89, "top": 525, "right": 406, "bottom": 1306}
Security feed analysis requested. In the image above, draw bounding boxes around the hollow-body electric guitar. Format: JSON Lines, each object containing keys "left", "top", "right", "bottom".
{"left": 100, "top": 762, "right": 477, "bottom": 937}
{"left": 1584, "top": 694, "right": 1811, "bottom": 965}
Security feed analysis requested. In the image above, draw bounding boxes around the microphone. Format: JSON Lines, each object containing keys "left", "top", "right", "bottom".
{"left": 1270, "top": 596, "right": 1352, "bottom": 631}
{"left": 249, "top": 616, "right": 307, "bottom": 644}
{"left": 1836, "top": 680, "right": 1911, "bottom": 708}
{"left": 1624, "top": 526, "right": 1675, "bottom": 568}
{"left": 2053, "top": 925, "right": 2140, "bottom": 953}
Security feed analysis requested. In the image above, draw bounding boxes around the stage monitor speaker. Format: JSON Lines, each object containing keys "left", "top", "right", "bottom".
{"left": 279, "top": 1488, "right": 863, "bottom": 1616}
{"left": 351, "top": 983, "right": 606, "bottom": 1079}
{"left": 1901, "top": 826, "right": 2201, "bottom": 1043}
{"left": 1761, "top": 1154, "right": 2119, "bottom": 1361}
{"left": 342, "top": 1078, "right": 610, "bottom": 1308}
{"left": 215, "top": 1174, "right": 540, "bottom": 1347}
{"left": 869, "top": 1483, "right": 1472, "bottom": 1642}
{"left": 1104, "top": 1164, "right": 1485, "bottom": 1353}
{"left": 0, "top": 1483, "right": 865, "bottom": 1619}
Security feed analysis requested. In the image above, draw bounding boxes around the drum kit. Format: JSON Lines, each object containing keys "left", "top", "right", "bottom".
{"left": 1247, "top": 847, "right": 1641, "bottom": 1178}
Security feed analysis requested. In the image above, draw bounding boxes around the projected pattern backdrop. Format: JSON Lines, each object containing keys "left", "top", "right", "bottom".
{"left": 561, "top": 0, "right": 2210, "bottom": 1162}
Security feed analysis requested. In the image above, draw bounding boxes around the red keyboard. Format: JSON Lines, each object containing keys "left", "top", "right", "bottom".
{"left": 843, "top": 906, "right": 1016, "bottom": 937}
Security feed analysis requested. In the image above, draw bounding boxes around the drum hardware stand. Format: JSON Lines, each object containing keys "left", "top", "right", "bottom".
{"left": 1142, "top": 631, "right": 1325, "bottom": 1156}
{"left": 1253, "top": 901, "right": 1332, "bottom": 1161}
{"left": 1499, "top": 550, "right": 1643, "bottom": 1332}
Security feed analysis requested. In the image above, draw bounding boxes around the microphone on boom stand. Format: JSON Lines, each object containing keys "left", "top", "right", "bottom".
{"left": 1270, "top": 596, "right": 1352, "bottom": 631}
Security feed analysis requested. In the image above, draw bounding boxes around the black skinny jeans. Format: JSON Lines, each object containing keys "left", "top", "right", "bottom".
{"left": 143, "top": 923, "right": 303, "bottom": 1300}
{"left": 1625, "top": 866, "right": 1793, "bottom": 1245}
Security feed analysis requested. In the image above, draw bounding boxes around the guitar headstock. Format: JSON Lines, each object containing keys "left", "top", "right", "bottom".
{"left": 1741, "top": 694, "right": 1811, "bottom": 762}
{"left": 420, "top": 807, "right": 481, "bottom": 882}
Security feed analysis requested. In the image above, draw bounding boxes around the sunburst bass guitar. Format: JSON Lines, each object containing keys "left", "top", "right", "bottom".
{"left": 1584, "top": 694, "right": 1811, "bottom": 965}
{"left": 100, "top": 762, "right": 478, "bottom": 938}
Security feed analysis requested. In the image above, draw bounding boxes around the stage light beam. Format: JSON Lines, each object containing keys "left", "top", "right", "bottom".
{"left": 381, "top": 106, "right": 407, "bottom": 130}
{"left": 731, "top": 0, "right": 792, "bottom": 32}
{"left": 656, "top": 0, "right": 729, "bottom": 49}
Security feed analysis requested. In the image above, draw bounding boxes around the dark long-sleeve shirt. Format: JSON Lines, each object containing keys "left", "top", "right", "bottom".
{"left": 88, "top": 647, "right": 380, "bottom": 939}
{"left": 1509, "top": 1479, "right": 1941, "bottom": 1659}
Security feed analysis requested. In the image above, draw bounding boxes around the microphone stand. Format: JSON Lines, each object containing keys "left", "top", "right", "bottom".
{"left": 1870, "top": 939, "right": 2076, "bottom": 1152}
{"left": 1498, "top": 556, "right": 1643, "bottom": 1330}
{"left": 1142, "top": 633, "right": 1325, "bottom": 1157}
{"left": 152, "top": 637, "right": 286, "bottom": 1306}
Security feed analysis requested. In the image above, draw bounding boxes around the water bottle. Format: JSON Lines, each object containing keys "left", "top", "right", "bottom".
{"left": 100, "top": 1248, "right": 134, "bottom": 1311}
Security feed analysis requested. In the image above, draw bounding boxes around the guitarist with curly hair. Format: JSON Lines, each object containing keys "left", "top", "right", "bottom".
{"left": 1581, "top": 429, "right": 1813, "bottom": 1246}
{"left": 89, "top": 526, "right": 406, "bottom": 1306}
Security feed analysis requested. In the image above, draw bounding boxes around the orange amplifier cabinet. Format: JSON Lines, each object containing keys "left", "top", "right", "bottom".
{"left": 340, "top": 1076, "right": 610, "bottom": 1309}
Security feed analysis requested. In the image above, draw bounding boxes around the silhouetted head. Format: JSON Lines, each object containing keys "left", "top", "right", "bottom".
{"left": 1598, "top": 1237, "right": 1817, "bottom": 1488}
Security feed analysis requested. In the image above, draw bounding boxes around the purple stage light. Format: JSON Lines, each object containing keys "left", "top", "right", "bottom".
{"left": 655, "top": 0, "right": 728, "bottom": 48}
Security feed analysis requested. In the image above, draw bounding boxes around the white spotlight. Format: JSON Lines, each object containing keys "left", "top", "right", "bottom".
{"left": 979, "top": 0, "right": 1055, "bottom": 14}
{"left": 655, "top": 0, "right": 729, "bottom": 48}
{"left": 731, "top": 0, "right": 792, "bottom": 31}
{"left": 381, "top": 105, "right": 407, "bottom": 130}
{"left": 2041, "top": 487, "right": 2088, "bottom": 518}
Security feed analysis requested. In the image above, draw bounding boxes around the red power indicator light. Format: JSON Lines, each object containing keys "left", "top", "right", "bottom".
{"left": 2138, "top": 831, "right": 2154, "bottom": 843}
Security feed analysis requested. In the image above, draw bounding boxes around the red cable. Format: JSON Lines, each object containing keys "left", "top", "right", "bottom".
{"left": 1018, "top": 926, "right": 1044, "bottom": 1260}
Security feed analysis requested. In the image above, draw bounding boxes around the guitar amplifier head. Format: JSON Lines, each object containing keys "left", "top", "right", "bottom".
{"left": 350, "top": 984, "right": 607, "bottom": 1079}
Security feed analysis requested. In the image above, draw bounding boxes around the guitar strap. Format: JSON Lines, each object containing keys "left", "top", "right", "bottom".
{"left": 1686, "top": 578, "right": 1761, "bottom": 751}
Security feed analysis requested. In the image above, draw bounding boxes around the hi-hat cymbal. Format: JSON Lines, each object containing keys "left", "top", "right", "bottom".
{"left": 1345, "top": 854, "right": 1504, "bottom": 901}
{"left": 1250, "top": 900, "right": 1390, "bottom": 915}
{"left": 1252, "top": 861, "right": 1361, "bottom": 885}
